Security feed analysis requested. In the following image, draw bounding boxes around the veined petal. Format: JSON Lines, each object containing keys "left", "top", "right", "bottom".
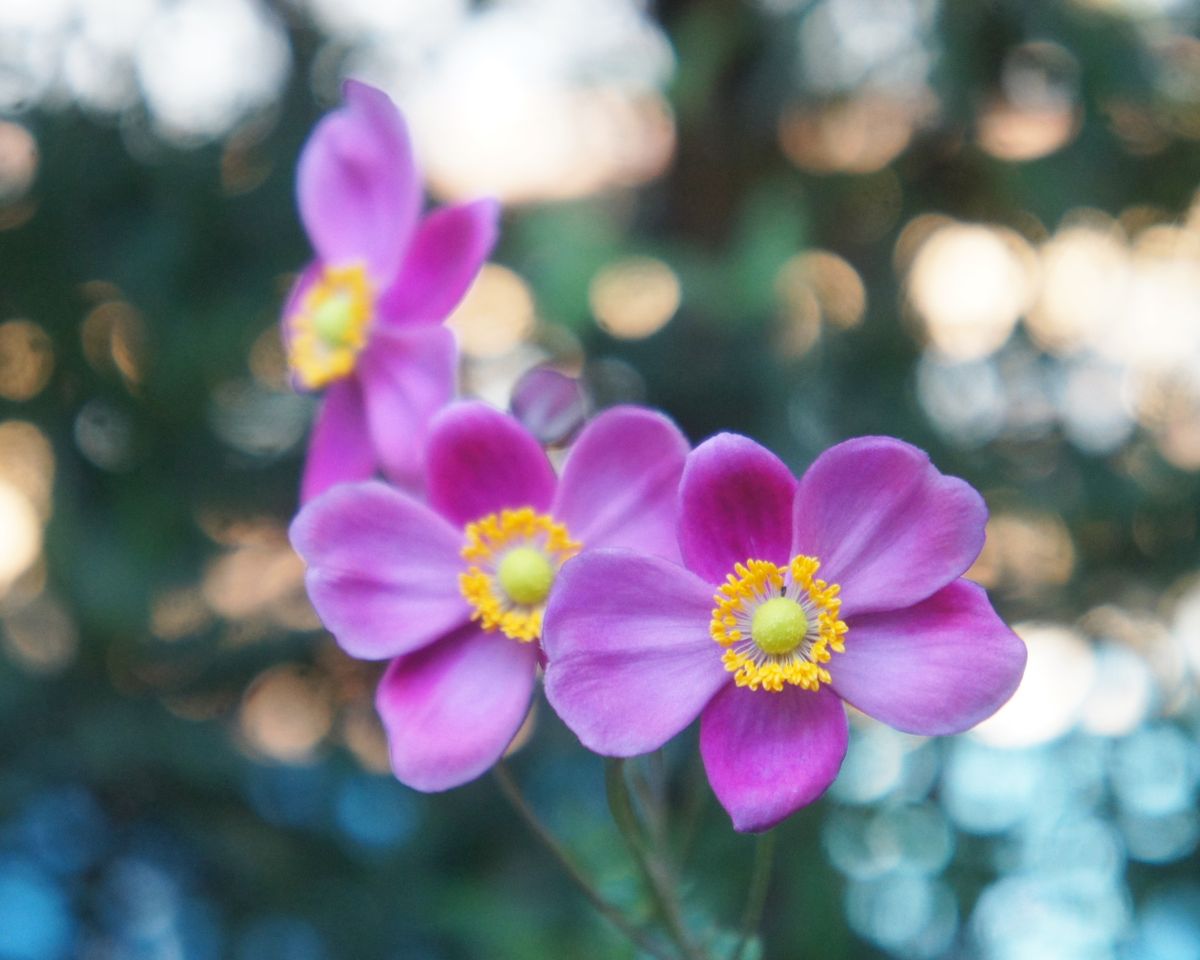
{"left": 426, "top": 402, "right": 557, "bottom": 527}
{"left": 791, "top": 436, "right": 987, "bottom": 618}
{"left": 542, "top": 550, "right": 724, "bottom": 756}
{"left": 552, "top": 406, "right": 689, "bottom": 560}
{"left": 832, "top": 579, "right": 1026, "bottom": 736}
{"left": 356, "top": 324, "right": 457, "bottom": 495}
{"left": 678, "top": 434, "right": 798, "bottom": 584}
{"left": 377, "top": 199, "right": 500, "bottom": 327}
{"left": 300, "top": 377, "right": 376, "bottom": 504}
{"left": 700, "top": 684, "right": 848, "bottom": 833}
{"left": 297, "top": 79, "right": 420, "bottom": 282}
{"left": 290, "top": 482, "right": 468, "bottom": 660}
{"left": 376, "top": 625, "right": 539, "bottom": 791}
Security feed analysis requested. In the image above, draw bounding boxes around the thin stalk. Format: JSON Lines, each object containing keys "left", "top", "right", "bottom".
{"left": 493, "top": 764, "right": 676, "bottom": 960}
{"left": 731, "top": 831, "right": 776, "bottom": 960}
{"left": 606, "top": 759, "right": 709, "bottom": 960}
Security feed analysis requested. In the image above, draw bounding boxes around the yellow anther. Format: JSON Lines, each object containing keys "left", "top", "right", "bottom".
{"left": 459, "top": 508, "right": 581, "bottom": 643}
{"left": 288, "top": 264, "right": 374, "bottom": 389}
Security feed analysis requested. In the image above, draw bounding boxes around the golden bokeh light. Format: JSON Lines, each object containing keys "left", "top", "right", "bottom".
{"left": 906, "top": 222, "right": 1036, "bottom": 360}
{"left": 447, "top": 263, "right": 537, "bottom": 358}
{"left": 0, "top": 319, "right": 53, "bottom": 401}
{"left": 0, "top": 420, "right": 55, "bottom": 520}
{"left": 249, "top": 323, "right": 290, "bottom": 390}
{"left": 81, "top": 297, "right": 148, "bottom": 388}
{"left": 238, "top": 664, "right": 334, "bottom": 763}
{"left": 589, "top": 256, "right": 680, "bottom": 340}
{"left": 1, "top": 594, "right": 78, "bottom": 676}
{"left": 977, "top": 97, "right": 1081, "bottom": 162}
{"left": 775, "top": 250, "right": 866, "bottom": 358}
{"left": 779, "top": 94, "right": 932, "bottom": 175}
{"left": 150, "top": 586, "right": 215, "bottom": 641}
{"left": 202, "top": 543, "right": 307, "bottom": 623}
{"left": 0, "top": 121, "right": 37, "bottom": 202}
{"left": 0, "top": 481, "right": 41, "bottom": 597}
{"left": 967, "top": 509, "right": 1076, "bottom": 595}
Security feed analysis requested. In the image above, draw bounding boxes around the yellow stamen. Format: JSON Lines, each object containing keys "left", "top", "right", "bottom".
{"left": 710, "top": 555, "right": 848, "bottom": 693}
{"left": 287, "top": 263, "right": 374, "bottom": 389}
{"left": 459, "top": 508, "right": 581, "bottom": 643}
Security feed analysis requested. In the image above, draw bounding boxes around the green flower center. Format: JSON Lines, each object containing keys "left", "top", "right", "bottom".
{"left": 750, "top": 596, "right": 809, "bottom": 656}
{"left": 497, "top": 546, "right": 556, "bottom": 606}
{"left": 311, "top": 292, "right": 358, "bottom": 346}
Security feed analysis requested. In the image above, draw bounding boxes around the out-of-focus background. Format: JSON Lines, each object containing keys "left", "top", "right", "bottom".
{"left": 2, "top": 0, "right": 1200, "bottom": 957}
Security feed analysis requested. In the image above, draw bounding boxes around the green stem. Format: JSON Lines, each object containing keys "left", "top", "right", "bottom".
{"left": 493, "top": 764, "right": 676, "bottom": 960}
{"left": 606, "top": 759, "right": 709, "bottom": 960}
{"left": 731, "top": 831, "right": 776, "bottom": 960}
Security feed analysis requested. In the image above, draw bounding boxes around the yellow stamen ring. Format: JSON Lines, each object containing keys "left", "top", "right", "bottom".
{"left": 287, "top": 263, "right": 374, "bottom": 389}
{"left": 710, "top": 556, "right": 848, "bottom": 692}
{"left": 459, "top": 508, "right": 581, "bottom": 643}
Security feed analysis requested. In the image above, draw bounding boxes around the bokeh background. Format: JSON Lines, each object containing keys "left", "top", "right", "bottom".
{"left": 3, "top": 0, "right": 1200, "bottom": 957}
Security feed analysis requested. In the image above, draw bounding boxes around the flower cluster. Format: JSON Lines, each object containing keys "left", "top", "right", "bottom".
{"left": 286, "top": 81, "right": 1027, "bottom": 832}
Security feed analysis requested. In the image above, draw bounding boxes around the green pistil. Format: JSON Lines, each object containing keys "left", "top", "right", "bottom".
{"left": 751, "top": 597, "right": 808, "bottom": 655}
{"left": 311, "top": 293, "right": 356, "bottom": 346}
{"left": 497, "top": 547, "right": 555, "bottom": 606}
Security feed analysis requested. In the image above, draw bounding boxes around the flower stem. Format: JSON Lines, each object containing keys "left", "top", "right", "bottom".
{"left": 492, "top": 763, "right": 676, "bottom": 960}
{"left": 731, "top": 831, "right": 776, "bottom": 960}
{"left": 606, "top": 758, "right": 709, "bottom": 960}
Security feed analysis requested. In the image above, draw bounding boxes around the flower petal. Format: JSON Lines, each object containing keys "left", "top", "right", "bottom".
{"left": 552, "top": 406, "right": 689, "bottom": 559}
{"left": 542, "top": 550, "right": 724, "bottom": 756}
{"left": 677, "top": 434, "right": 798, "bottom": 584}
{"left": 377, "top": 199, "right": 500, "bottom": 327}
{"left": 296, "top": 79, "right": 420, "bottom": 282}
{"left": 357, "top": 324, "right": 457, "bottom": 495}
{"left": 700, "top": 684, "right": 848, "bottom": 833}
{"left": 831, "top": 579, "right": 1026, "bottom": 735}
{"left": 791, "top": 436, "right": 987, "bottom": 617}
{"left": 289, "top": 482, "right": 468, "bottom": 660}
{"left": 426, "top": 402, "right": 557, "bottom": 527}
{"left": 376, "top": 625, "right": 539, "bottom": 791}
{"left": 300, "top": 377, "right": 376, "bottom": 504}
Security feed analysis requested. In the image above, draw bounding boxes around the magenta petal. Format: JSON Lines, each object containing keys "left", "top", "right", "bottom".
{"left": 356, "top": 324, "right": 457, "bottom": 495}
{"left": 296, "top": 80, "right": 420, "bottom": 282}
{"left": 376, "top": 625, "right": 539, "bottom": 791}
{"left": 289, "top": 482, "right": 468, "bottom": 660}
{"left": 542, "top": 549, "right": 723, "bottom": 756}
{"left": 791, "top": 437, "right": 987, "bottom": 617}
{"left": 377, "top": 199, "right": 500, "bottom": 327}
{"left": 832, "top": 579, "right": 1026, "bottom": 735}
{"left": 300, "top": 378, "right": 376, "bottom": 503}
{"left": 552, "top": 406, "right": 689, "bottom": 559}
{"left": 700, "top": 684, "right": 848, "bottom": 833}
{"left": 677, "top": 434, "right": 798, "bottom": 584}
{"left": 426, "top": 402, "right": 557, "bottom": 527}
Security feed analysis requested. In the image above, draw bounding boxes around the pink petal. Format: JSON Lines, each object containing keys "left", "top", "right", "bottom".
{"left": 426, "top": 402, "right": 557, "bottom": 527}
{"left": 300, "top": 377, "right": 376, "bottom": 504}
{"left": 377, "top": 199, "right": 500, "bottom": 327}
{"left": 376, "top": 625, "right": 539, "bottom": 791}
{"left": 832, "top": 579, "right": 1026, "bottom": 735}
{"left": 510, "top": 366, "right": 588, "bottom": 446}
{"left": 356, "top": 324, "right": 457, "bottom": 495}
{"left": 296, "top": 80, "right": 420, "bottom": 282}
{"left": 791, "top": 437, "right": 987, "bottom": 618}
{"left": 289, "top": 482, "right": 468, "bottom": 660}
{"left": 677, "top": 434, "right": 798, "bottom": 584}
{"left": 552, "top": 406, "right": 689, "bottom": 559}
{"left": 542, "top": 550, "right": 724, "bottom": 756}
{"left": 700, "top": 684, "right": 848, "bottom": 833}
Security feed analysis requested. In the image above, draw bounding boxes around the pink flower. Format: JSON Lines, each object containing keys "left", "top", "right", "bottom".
{"left": 283, "top": 80, "right": 499, "bottom": 502}
{"left": 289, "top": 402, "right": 689, "bottom": 790}
{"left": 542, "top": 434, "right": 1026, "bottom": 832}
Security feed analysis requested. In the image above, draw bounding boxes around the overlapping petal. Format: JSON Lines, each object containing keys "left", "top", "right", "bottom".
{"left": 356, "top": 324, "right": 457, "bottom": 494}
{"left": 300, "top": 378, "right": 375, "bottom": 504}
{"left": 678, "top": 434, "right": 798, "bottom": 584}
{"left": 426, "top": 402, "right": 557, "bottom": 527}
{"left": 542, "top": 550, "right": 724, "bottom": 756}
{"left": 791, "top": 436, "right": 987, "bottom": 618}
{"left": 699, "top": 684, "right": 848, "bottom": 833}
{"left": 831, "top": 579, "right": 1025, "bottom": 735}
{"left": 290, "top": 482, "right": 467, "bottom": 660}
{"left": 377, "top": 199, "right": 500, "bottom": 327}
{"left": 296, "top": 79, "right": 420, "bottom": 282}
{"left": 377, "top": 625, "right": 539, "bottom": 791}
{"left": 552, "top": 407, "right": 689, "bottom": 559}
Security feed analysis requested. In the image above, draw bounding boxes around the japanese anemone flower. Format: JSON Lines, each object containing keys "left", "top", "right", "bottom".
{"left": 290, "top": 402, "right": 689, "bottom": 791}
{"left": 542, "top": 434, "right": 1026, "bottom": 832}
{"left": 283, "top": 79, "right": 498, "bottom": 502}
